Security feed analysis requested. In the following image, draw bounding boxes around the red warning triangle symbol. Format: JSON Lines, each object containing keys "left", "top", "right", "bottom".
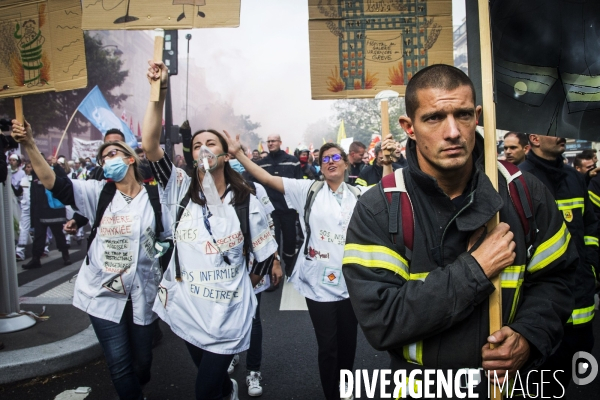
{"left": 205, "top": 241, "right": 219, "bottom": 255}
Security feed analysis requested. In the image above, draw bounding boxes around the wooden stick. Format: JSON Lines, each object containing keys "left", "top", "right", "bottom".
{"left": 150, "top": 29, "right": 165, "bottom": 102}
{"left": 381, "top": 99, "right": 391, "bottom": 160}
{"left": 14, "top": 97, "right": 23, "bottom": 124}
{"left": 478, "top": 0, "right": 502, "bottom": 398}
{"left": 54, "top": 107, "right": 79, "bottom": 157}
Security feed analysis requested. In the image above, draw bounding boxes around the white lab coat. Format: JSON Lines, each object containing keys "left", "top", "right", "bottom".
{"left": 71, "top": 180, "right": 171, "bottom": 325}
{"left": 153, "top": 166, "right": 277, "bottom": 354}
{"left": 283, "top": 178, "right": 367, "bottom": 302}
{"left": 17, "top": 175, "right": 32, "bottom": 246}
{"left": 250, "top": 182, "right": 275, "bottom": 294}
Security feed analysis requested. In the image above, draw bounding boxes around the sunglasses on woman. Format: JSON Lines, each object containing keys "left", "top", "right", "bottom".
{"left": 321, "top": 153, "right": 342, "bottom": 163}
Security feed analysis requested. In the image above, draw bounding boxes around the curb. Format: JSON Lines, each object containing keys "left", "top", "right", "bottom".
{"left": 0, "top": 325, "right": 102, "bottom": 385}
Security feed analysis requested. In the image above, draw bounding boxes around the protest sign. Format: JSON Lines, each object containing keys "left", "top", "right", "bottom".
{"left": 81, "top": 0, "right": 240, "bottom": 30}
{"left": 72, "top": 137, "right": 102, "bottom": 161}
{"left": 0, "top": 0, "right": 87, "bottom": 99}
{"left": 308, "top": 0, "right": 453, "bottom": 100}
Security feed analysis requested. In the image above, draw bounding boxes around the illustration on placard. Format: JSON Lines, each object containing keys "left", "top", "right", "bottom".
{"left": 3, "top": 3, "right": 49, "bottom": 88}
{"left": 0, "top": 0, "right": 87, "bottom": 98}
{"left": 173, "top": 0, "right": 207, "bottom": 21}
{"left": 82, "top": 0, "right": 239, "bottom": 30}
{"left": 309, "top": 0, "right": 453, "bottom": 99}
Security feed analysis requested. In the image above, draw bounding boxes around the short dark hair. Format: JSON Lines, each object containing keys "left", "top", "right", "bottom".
{"left": 580, "top": 149, "right": 596, "bottom": 159}
{"left": 318, "top": 143, "right": 348, "bottom": 166}
{"left": 134, "top": 147, "right": 144, "bottom": 155}
{"left": 261, "top": 151, "right": 268, "bottom": 155}
{"left": 349, "top": 141, "right": 367, "bottom": 153}
{"left": 105, "top": 128, "right": 126, "bottom": 141}
{"left": 252, "top": 149, "right": 259, "bottom": 153}
{"left": 504, "top": 131, "right": 529, "bottom": 147}
{"left": 574, "top": 152, "right": 593, "bottom": 168}
{"left": 405, "top": 64, "right": 476, "bottom": 120}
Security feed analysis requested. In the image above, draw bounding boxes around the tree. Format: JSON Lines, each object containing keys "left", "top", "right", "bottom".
{"left": 0, "top": 33, "right": 128, "bottom": 155}
{"left": 303, "top": 118, "right": 336, "bottom": 148}
{"left": 331, "top": 97, "right": 407, "bottom": 145}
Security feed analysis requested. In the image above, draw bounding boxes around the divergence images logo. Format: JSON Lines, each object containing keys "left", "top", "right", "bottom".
{"left": 572, "top": 351, "right": 598, "bottom": 386}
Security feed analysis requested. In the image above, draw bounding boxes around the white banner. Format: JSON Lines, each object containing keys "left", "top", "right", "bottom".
{"left": 72, "top": 138, "right": 102, "bottom": 161}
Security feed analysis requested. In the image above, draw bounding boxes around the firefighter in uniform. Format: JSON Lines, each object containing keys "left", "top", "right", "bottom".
{"left": 519, "top": 134, "right": 598, "bottom": 395}
{"left": 343, "top": 65, "right": 576, "bottom": 398}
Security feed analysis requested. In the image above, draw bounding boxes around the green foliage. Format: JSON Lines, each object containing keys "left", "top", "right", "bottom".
{"left": 331, "top": 97, "right": 407, "bottom": 145}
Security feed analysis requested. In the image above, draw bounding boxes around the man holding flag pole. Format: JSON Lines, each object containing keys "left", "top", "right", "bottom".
{"left": 342, "top": 64, "right": 576, "bottom": 398}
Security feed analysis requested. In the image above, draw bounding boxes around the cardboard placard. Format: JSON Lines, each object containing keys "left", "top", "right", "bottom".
{"left": 81, "top": 0, "right": 240, "bottom": 30}
{"left": 0, "top": 0, "right": 87, "bottom": 98}
{"left": 308, "top": 0, "right": 453, "bottom": 100}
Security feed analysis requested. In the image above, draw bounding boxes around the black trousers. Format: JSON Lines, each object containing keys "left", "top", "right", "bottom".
{"left": 32, "top": 220, "right": 68, "bottom": 257}
{"left": 306, "top": 298, "right": 358, "bottom": 400}
{"left": 271, "top": 210, "right": 298, "bottom": 276}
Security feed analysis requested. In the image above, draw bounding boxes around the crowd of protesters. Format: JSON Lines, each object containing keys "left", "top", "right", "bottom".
{"left": 2, "top": 64, "right": 600, "bottom": 400}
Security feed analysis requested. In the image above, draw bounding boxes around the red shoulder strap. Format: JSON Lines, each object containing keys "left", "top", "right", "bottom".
{"left": 381, "top": 169, "right": 414, "bottom": 255}
{"left": 498, "top": 160, "right": 536, "bottom": 247}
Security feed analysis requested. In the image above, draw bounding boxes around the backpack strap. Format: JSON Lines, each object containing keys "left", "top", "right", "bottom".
{"left": 86, "top": 182, "right": 117, "bottom": 265}
{"left": 303, "top": 181, "right": 325, "bottom": 256}
{"left": 497, "top": 160, "right": 537, "bottom": 256}
{"left": 346, "top": 184, "right": 362, "bottom": 200}
{"left": 145, "top": 184, "right": 174, "bottom": 272}
{"left": 145, "top": 184, "right": 164, "bottom": 238}
{"left": 234, "top": 193, "right": 252, "bottom": 266}
{"left": 380, "top": 168, "right": 414, "bottom": 260}
{"left": 302, "top": 181, "right": 361, "bottom": 257}
{"left": 173, "top": 193, "right": 191, "bottom": 281}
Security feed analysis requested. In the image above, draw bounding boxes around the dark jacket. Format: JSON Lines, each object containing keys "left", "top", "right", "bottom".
{"left": 301, "top": 163, "right": 319, "bottom": 180}
{"left": 348, "top": 162, "right": 366, "bottom": 186}
{"left": 30, "top": 165, "right": 68, "bottom": 225}
{"left": 343, "top": 136, "right": 575, "bottom": 373}
{"left": 253, "top": 150, "right": 302, "bottom": 211}
{"left": 355, "top": 162, "right": 403, "bottom": 187}
{"left": 589, "top": 173, "right": 600, "bottom": 223}
{"left": 520, "top": 151, "right": 598, "bottom": 326}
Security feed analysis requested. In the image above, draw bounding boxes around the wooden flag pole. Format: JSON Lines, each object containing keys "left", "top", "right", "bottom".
{"left": 381, "top": 99, "right": 390, "bottom": 159}
{"left": 150, "top": 29, "right": 165, "bottom": 102}
{"left": 54, "top": 107, "right": 79, "bottom": 157}
{"left": 375, "top": 90, "right": 400, "bottom": 161}
{"left": 478, "top": 0, "right": 502, "bottom": 399}
{"left": 14, "top": 97, "right": 23, "bottom": 124}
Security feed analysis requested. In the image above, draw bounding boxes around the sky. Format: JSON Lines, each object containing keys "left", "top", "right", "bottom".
{"left": 180, "top": 0, "right": 467, "bottom": 146}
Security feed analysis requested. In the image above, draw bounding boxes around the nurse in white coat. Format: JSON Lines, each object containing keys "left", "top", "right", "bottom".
{"left": 225, "top": 132, "right": 395, "bottom": 400}
{"left": 12, "top": 121, "right": 169, "bottom": 400}
{"left": 143, "top": 61, "right": 277, "bottom": 400}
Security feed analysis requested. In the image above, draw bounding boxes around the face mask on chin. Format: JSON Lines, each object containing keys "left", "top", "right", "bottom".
{"left": 103, "top": 157, "right": 129, "bottom": 182}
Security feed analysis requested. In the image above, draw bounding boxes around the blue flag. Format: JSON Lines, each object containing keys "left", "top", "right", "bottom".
{"left": 77, "top": 86, "right": 138, "bottom": 148}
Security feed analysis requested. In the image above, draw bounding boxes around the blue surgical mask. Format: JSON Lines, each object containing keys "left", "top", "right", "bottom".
{"left": 229, "top": 159, "right": 245, "bottom": 173}
{"left": 103, "top": 157, "right": 129, "bottom": 182}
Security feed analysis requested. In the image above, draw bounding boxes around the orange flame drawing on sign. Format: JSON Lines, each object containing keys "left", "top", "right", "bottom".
{"left": 365, "top": 70, "right": 379, "bottom": 89}
{"left": 326, "top": 66, "right": 345, "bottom": 92}
{"left": 388, "top": 62, "right": 404, "bottom": 85}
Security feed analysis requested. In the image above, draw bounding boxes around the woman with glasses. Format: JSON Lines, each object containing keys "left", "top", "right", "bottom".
{"left": 11, "top": 119, "right": 169, "bottom": 400}
{"left": 143, "top": 61, "right": 277, "bottom": 400}
{"left": 224, "top": 131, "right": 395, "bottom": 400}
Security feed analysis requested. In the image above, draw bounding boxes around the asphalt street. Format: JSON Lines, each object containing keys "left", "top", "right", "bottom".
{"left": 1, "top": 247, "right": 599, "bottom": 400}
